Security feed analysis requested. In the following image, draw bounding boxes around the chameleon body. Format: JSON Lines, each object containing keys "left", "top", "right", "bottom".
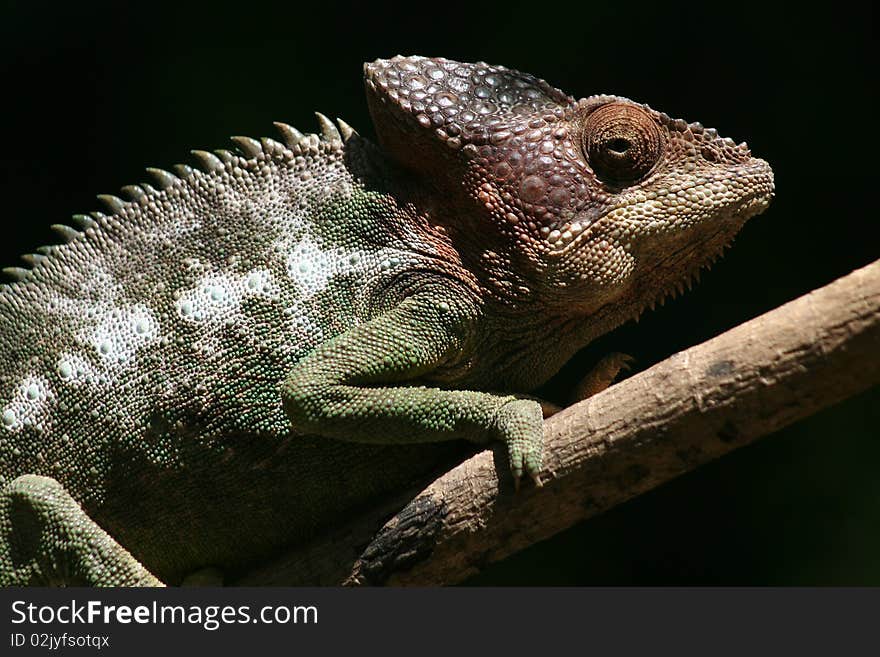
{"left": 0, "top": 57, "right": 773, "bottom": 585}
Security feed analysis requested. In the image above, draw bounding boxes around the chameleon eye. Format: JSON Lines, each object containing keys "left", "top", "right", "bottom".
{"left": 582, "top": 103, "right": 663, "bottom": 187}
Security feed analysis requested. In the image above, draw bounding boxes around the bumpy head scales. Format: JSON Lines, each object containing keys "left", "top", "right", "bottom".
{"left": 365, "top": 55, "right": 774, "bottom": 315}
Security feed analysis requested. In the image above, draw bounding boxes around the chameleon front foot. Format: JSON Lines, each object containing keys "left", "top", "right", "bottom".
{"left": 494, "top": 399, "right": 545, "bottom": 489}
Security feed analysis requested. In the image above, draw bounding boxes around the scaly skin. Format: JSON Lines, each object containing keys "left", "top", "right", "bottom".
{"left": 0, "top": 56, "right": 773, "bottom": 585}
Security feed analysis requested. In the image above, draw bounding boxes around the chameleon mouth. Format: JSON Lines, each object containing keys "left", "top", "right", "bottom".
{"left": 736, "top": 186, "right": 775, "bottom": 220}
{"left": 667, "top": 157, "right": 775, "bottom": 228}
{"left": 548, "top": 157, "right": 774, "bottom": 257}
{"left": 597, "top": 159, "right": 774, "bottom": 322}
{"left": 717, "top": 157, "right": 775, "bottom": 219}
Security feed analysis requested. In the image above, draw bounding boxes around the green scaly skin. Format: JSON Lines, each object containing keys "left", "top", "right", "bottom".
{"left": 0, "top": 56, "right": 773, "bottom": 585}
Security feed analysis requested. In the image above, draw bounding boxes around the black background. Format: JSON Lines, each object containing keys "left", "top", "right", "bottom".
{"left": 1, "top": 1, "right": 876, "bottom": 584}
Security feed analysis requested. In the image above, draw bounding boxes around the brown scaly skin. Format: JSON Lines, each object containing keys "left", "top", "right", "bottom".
{"left": 364, "top": 56, "right": 773, "bottom": 390}
{"left": 0, "top": 56, "right": 772, "bottom": 585}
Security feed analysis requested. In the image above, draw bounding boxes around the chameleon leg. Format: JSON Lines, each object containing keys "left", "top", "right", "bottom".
{"left": 527, "top": 353, "right": 633, "bottom": 420}
{"left": 539, "top": 399, "right": 565, "bottom": 418}
{"left": 569, "top": 352, "right": 635, "bottom": 404}
{"left": 0, "top": 474, "right": 162, "bottom": 586}
{"left": 282, "top": 292, "right": 544, "bottom": 485}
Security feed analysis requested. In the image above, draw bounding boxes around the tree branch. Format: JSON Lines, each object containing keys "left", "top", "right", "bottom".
{"left": 237, "top": 260, "right": 880, "bottom": 586}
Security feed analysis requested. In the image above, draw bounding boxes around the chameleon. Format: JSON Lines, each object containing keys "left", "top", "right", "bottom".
{"left": 0, "top": 56, "right": 773, "bottom": 586}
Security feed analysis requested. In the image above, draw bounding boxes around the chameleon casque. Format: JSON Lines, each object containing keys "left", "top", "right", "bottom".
{"left": 0, "top": 56, "right": 773, "bottom": 585}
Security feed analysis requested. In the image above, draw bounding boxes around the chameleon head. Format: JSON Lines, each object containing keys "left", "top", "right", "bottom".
{"left": 365, "top": 56, "right": 774, "bottom": 316}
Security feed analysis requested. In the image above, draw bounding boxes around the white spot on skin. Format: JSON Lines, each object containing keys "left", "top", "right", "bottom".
{"left": 56, "top": 353, "right": 103, "bottom": 387}
{"left": 175, "top": 269, "right": 279, "bottom": 324}
{"left": 87, "top": 305, "right": 160, "bottom": 367}
{"left": 282, "top": 234, "right": 414, "bottom": 300}
{"left": 39, "top": 265, "right": 163, "bottom": 388}
{"left": 245, "top": 270, "right": 273, "bottom": 294}
{"left": 0, "top": 376, "right": 55, "bottom": 432}
{"left": 285, "top": 236, "right": 340, "bottom": 299}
